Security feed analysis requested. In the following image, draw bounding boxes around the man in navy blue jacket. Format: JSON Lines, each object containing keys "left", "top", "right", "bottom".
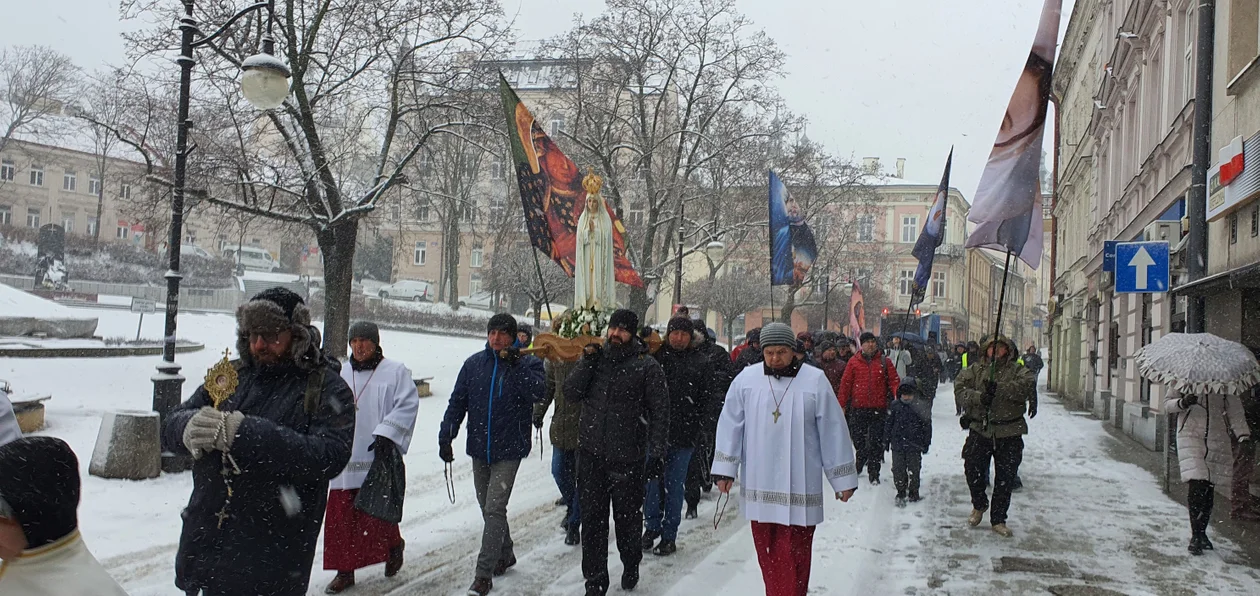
{"left": 439, "top": 313, "right": 545, "bottom": 596}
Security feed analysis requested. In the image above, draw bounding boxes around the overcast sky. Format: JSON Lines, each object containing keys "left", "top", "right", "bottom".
{"left": 5, "top": 0, "right": 1075, "bottom": 199}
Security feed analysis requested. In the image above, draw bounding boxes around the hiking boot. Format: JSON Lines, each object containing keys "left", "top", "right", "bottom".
{"left": 908, "top": 491, "right": 921, "bottom": 503}
{"left": 1011, "top": 476, "right": 1024, "bottom": 491}
{"left": 385, "top": 539, "right": 405, "bottom": 577}
{"left": 565, "top": 525, "right": 581, "bottom": 546}
{"left": 641, "top": 530, "right": 660, "bottom": 551}
{"left": 621, "top": 565, "right": 640, "bottom": 590}
{"left": 1189, "top": 536, "right": 1205, "bottom": 556}
{"left": 968, "top": 509, "right": 985, "bottom": 527}
{"left": 325, "top": 572, "right": 354, "bottom": 594}
{"left": 895, "top": 495, "right": 907, "bottom": 508}
{"left": 991, "top": 523, "right": 1013, "bottom": 538}
{"left": 868, "top": 473, "right": 881, "bottom": 486}
{"left": 585, "top": 587, "right": 605, "bottom": 596}
{"left": 492, "top": 554, "right": 516, "bottom": 577}
{"left": 652, "top": 540, "right": 677, "bottom": 556}
{"left": 1198, "top": 533, "right": 1214, "bottom": 551}
{"left": 685, "top": 504, "right": 698, "bottom": 519}
{"left": 467, "top": 577, "right": 492, "bottom": 596}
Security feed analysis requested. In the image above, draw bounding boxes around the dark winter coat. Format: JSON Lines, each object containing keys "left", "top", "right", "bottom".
{"left": 535, "top": 360, "right": 581, "bottom": 451}
{"left": 698, "top": 336, "right": 735, "bottom": 395}
{"left": 733, "top": 344, "right": 764, "bottom": 371}
{"left": 885, "top": 398, "right": 932, "bottom": 453}
{"left": 837, "top": 351, "right": 900, "bottom": 411}
{"left": 1020, "top": 352, "right": 1044, "bottom": 376}
{"left": 440, "top": 344, "right": 546, "bottom": 463}
{"left": 162, "top": 357, "right": 354, "bottom": 596}
{"left": 818, "top": 357, "right": 846, "bottom": 397}
{"left": 955, "top": 339, "right": 1036, "bottom": 439}
{"left": 909, "top": 346, "right": 941, "bottom": 400}
{"left": 564, "top": 337, "right": 669, "bottom": 463}
{"left": 654, "top": 337, "right": 720, "bottom": 448}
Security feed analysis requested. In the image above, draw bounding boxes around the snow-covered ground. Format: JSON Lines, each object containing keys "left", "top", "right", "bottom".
{"left": 5, "top": 308, "right": 1260, "bottom": 595}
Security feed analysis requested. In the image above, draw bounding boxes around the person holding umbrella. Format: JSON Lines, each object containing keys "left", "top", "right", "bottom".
{"left": 1136, "top": 332, "right": 1260, "bottom": 555}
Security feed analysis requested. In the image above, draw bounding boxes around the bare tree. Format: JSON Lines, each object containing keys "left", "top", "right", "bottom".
{"left": 0, "top": 45, "right": 78, "bottom": 157}
{"left": 684, "top": 272, "right": 767, "bottom": 347}
{"left": 483, "top": 243, "right": 574, "bottom": 328}
{"left": 545, "top": 0, "right": 789, "bottom": 318}
{"left": 113, "top": 0, "right": 509, "bottom": 356}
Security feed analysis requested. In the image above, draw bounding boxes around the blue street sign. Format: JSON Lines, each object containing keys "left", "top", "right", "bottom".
{"left": 1114, "top": 241, "right": 1170, "bottom": 294}
{"left": 1033, "top": 319, "right": 1043, "bottom": 328}
{"left": 1103, "top": 240, "right": 1119, "bottom": 272}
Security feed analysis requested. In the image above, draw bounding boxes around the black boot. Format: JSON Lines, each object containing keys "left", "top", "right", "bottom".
{"left": 685, "top": 504, "right": 698, "bottom": 519}
{"left": 621, "top": 565, "right": 640, "bottom": 590}
{"left": 1189, "top": 534, "right": 1205, "bottom": 556}
{"left": 653, "top": 540, "right": 677, "bottom": 556}
{"left": 565, "top": 524, "right": 581, "bottom": 546}
{"left": 641, "top": 530, "right": 660, "bottom": 551}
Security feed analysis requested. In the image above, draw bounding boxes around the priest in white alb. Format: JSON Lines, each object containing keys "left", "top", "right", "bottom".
{"left": 324, "top": 322, "right": 420, "bottom": 594}
{"left": 711, "top": 322, "right": 859, "bottom": 596}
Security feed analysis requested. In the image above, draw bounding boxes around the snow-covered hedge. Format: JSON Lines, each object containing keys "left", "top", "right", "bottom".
{"left": 0, "top": 226, "right": 235, "bottom": 288}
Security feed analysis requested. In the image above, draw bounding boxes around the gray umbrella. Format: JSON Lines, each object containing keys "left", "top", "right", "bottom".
{"left": 1134, "top": 333, "right": 1260, "bottom": 395}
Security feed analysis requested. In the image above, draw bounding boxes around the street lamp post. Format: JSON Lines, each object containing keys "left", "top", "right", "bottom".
{"left": 153, "top": 0, "right": 291, "bottom": 473}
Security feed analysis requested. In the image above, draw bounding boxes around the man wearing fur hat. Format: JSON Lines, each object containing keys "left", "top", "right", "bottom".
{"left": 954, "top": 335, "right": 1035, "bottom": 538}
{"left": 324, "top": 321, "right": 420, "bottom": 593}
{"left": 162, "top": 287, "right": 355, "bottom": 596}
{"left": 439, "top": 313, "right": 546, "bottom": 596}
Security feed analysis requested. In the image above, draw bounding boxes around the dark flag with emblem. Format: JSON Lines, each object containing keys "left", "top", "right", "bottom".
{"left": 910, "top": 149, "right": 952, "bottom": 305}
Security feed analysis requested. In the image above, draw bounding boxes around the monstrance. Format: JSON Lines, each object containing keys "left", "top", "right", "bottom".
{"left": 204, "top": 349, "right": 242, "bottom": 528}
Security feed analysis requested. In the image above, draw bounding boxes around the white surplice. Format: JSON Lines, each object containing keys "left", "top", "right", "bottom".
{"left": 711, "top": 362, "right": 859, "bottom": 526}
{"left": 331, "top": 358, "right": 420, "bottom": 490}
{"left": 0, "top": 531, "right": 129, "bottom": 596}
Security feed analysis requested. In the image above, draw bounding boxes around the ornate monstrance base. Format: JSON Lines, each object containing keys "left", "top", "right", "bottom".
{"left": 523, "top": 331, "right": 662, "bottom": 362}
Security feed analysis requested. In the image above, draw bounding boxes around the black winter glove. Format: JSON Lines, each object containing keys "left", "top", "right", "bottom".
{"left": 439, "top": 442, "right": 454, "bottom": 463}
{"left": 1027, "top": 396, "right": 1038, "bottom": 419}
{"left": 583, "top": 343, "right": 603, "bottom": 362}
{"left": 1179, "top": 394, "right": 1199, "bottom": 408}
{"left": 959, "top": 414, "right": 973, "bottom": 430}
{"left": 981, "top": 381, "right": 997, "bottom": 407}
{"left": 645, "top": 457, "right": 665, "bottom": 480}
{"left": 370, "top": 435, "right": 393, "bottom": 454}
{"left": 532, "top": 413, "right": 545, "bottom": 429}
{"left": 502, "top": 346, "right": 522, "bottom": 366}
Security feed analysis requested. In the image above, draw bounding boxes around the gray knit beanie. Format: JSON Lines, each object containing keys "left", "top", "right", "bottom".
{"left": 759, "top": 322, "right": 796, "bottom": 349}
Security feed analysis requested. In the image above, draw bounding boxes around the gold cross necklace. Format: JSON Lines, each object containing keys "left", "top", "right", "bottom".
{"left": 767, "top": 375, "right": 795, "bottom": 424}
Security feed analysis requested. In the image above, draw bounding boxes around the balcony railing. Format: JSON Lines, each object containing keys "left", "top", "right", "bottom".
{"left": 935, "top": 243, "right": 965, "bottom": 258}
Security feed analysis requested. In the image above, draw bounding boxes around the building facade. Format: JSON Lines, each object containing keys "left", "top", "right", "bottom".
{"left": 1053, "top": 0, "right": 1201, "bottom": 451}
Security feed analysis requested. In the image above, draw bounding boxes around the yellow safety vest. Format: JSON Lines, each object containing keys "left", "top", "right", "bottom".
{"left": 961, "top": 353, "right": 970, "bottom": 368}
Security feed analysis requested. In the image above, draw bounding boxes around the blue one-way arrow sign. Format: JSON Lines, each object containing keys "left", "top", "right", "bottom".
{"left": 1114, "top": 241, "right": 1170, "bottom": 293}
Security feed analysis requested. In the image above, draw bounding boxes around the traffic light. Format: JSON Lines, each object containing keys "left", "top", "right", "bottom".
{"left": 915, "top": 308, "right": 921, "bottom": 317}
{"left": 881, "top": 307, "right": 889, "bottom": 317}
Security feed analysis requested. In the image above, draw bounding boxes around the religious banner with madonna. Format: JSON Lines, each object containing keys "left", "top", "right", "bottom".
{"left": 499, "top": 74, "right": 643, "bottom": 288}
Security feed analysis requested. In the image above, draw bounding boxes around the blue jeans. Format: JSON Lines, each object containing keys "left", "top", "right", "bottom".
{"left": 644, "top": 447, "right": 695, "bottom": 541}
{"left": 552, "top": 447, "right": 580, "bottom": 529}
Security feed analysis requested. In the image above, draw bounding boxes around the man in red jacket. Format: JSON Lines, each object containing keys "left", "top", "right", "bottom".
{"left": 837, "top": 332, "right": 900, "bottom": 484}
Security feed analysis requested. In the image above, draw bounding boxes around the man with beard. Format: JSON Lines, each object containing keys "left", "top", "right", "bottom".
{"left": 644, "top": 317, "right": 718, "bottom": 555}
{"left": 564, "top": 309, "right": 669, "bottom": 596}
{"left": 955, "top": 336, "right": 1035, "bottom": 538}
{"left": 162, "top": 287, "right": 354, "bottom": 596}
{"left": 837, "top": 332, "right": 900, "bottom": 485}
{"left": 712, "top": 322, "right": 858, "bottom": 596}
{"left": 324, "top": 322, "right": 420, "bottom": 593}
{"left": 440, "top": 314, "right": 546, "bottom": 596}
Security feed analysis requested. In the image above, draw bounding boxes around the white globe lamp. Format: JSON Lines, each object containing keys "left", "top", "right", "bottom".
{"left": 240, "top": 53, "right": 291, "bottom": 110}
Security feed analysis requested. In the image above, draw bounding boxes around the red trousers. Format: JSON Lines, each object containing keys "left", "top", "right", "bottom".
{"left": 323, "top": 489, "right": 403, "bottom": 572}
{"left": 750, "top": 521, "right": 817, "bottom": 596}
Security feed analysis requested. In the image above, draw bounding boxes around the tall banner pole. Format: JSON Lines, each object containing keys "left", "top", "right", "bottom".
{"left": 531, "top": 248, "right": 554, "bottom": 323}
{"left": 992, "top": 249, "right": 1015, "bottom": 341}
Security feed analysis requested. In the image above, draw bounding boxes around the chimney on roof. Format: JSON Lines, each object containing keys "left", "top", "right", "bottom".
{"left": 895, "top": 158, "right": 906, "bottom": 179}
{"left": 862, "top": 157, "right": 880, "bottom": 174}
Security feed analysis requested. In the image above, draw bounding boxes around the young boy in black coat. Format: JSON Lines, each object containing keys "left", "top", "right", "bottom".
{"left": 885, "top": 378, "right": 932, "bottom": 507}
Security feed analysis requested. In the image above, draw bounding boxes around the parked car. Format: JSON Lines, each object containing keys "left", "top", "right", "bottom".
{"left": 458, "top": 291, "right": 503, "bottom": 310}
{"left": 221, "top": 245, "right": 279, "bottom": 272}
{"left": 180, "top": 244, "right": 213, "bottom": 260}
{"left": 378, "top": 280, "right": 433, "bottom": 302}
